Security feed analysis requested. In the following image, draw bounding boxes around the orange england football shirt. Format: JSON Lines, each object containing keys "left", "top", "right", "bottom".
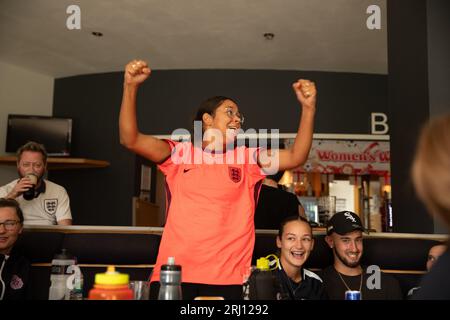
{"left": 150, "top": 140, "right": 266, "bottom": 285}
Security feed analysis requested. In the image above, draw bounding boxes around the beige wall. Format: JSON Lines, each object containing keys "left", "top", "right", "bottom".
{"left": 0, "top": 60, "right": 54, "bottom": 182}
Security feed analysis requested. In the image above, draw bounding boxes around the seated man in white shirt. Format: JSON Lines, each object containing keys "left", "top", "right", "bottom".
{"left": 0, "top": 141, "right": 72, "bottom": 225}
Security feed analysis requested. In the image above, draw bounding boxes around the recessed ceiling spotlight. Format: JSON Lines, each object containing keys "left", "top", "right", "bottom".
{"left": 263, "top": 33, "right": 274, "bottom": 40}
{"left": 91, "top": 31, "right": 103, "bottom": 37}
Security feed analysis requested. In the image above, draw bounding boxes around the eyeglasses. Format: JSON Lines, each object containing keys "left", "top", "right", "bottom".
{"left": 0, "top": 220, "right": 20, "bottom": 231}
{"left": 225, "top": 108, "right": 245, "bottom": 124}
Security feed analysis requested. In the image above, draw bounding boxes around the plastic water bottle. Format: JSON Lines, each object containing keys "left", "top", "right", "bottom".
{"left": 49, "top": 249, "right": 76, "bottom": 300}
{"left": 242, "top": 265, "right": 256, "bottom": 300}
{"left": 248, "top": 256, "right": 278, "bottom": 300}
{"left": 88, "top": 266, "right": 133, "bottom": 300}
{"left": 65, "top": 265, "right": 84, "bottom": 300}
{"left": 158, "top": 257, "right": 182, "bottom": 300}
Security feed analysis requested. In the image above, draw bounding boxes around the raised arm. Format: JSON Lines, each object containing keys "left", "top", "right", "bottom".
{"left": 258, "top": 79, "right": 316, "bottom": 172}
{"left": 119, "top": 60, "right": 171, "bottom": 163}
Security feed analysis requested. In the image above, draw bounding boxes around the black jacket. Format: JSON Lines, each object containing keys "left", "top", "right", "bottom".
{"left": 413, "top": 249, "right": 450, "bottom": 300}
{"left": 273, "top": 265, "right": 328, "bottom": 300}
{"left": 0, "top": 250, "right": 31, "bottom": 300}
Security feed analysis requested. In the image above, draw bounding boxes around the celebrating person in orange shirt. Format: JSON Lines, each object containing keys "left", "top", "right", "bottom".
{"left": 119, "top": 59, "right": 316, "bottom": 300}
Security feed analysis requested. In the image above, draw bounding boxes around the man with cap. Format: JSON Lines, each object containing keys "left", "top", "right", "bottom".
{"left": 319, "top": 211, "right": 403, "bottom": 300}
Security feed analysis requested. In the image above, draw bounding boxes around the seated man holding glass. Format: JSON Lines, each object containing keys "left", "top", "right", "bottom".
{"left": 0, "top": 141, "right": 72, "bottom": 225}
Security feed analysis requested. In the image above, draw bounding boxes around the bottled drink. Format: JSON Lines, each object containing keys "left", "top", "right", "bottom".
{"left": 385, "top": 194, "right": 394, "bottom": 232}
{"left": 65, "top": 265, "right": 84, "bottom": 300}
{"left": 242, "top": 265, "right": 256, "bottom": 300}
{"left": 49, "top": 249, "right": 76, "bottom": 300}
{"left": 88, "top": 266, "right": 133, "bottom": 300}
{"left": 158, "top": 257, "right": 182, "bottom": 300}
{"left": 381, "top": 191, "right": 394, "bottom": 232}
{"left": 248, "top": 257, "right": 278, "bottom": 300}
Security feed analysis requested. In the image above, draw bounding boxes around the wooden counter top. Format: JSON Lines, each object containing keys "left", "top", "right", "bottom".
{"left": 0, "top": 156, "right": 110, "bottom": 170}
{"left": 23, "top": 224, "right": 449, "bottom": 241}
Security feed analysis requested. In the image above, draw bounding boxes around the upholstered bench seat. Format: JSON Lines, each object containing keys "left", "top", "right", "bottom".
{"left": 15, "top": 226, "right": 447, "bottom": 299}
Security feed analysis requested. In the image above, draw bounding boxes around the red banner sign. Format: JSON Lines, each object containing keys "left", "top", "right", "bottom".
{"left": 285, "top": 139, "right": 390, "bottom": 176}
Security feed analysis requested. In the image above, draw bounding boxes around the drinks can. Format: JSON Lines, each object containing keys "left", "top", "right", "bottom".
{"left": 345, "top": 290, "right": 361, "bottom": 300}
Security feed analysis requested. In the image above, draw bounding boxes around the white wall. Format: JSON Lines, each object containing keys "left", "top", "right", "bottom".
{"left": 329, "top": 180, "right": 355, "bottom": 213}
{"left": 0, "top": 60, "right": 54, "bottom": 182}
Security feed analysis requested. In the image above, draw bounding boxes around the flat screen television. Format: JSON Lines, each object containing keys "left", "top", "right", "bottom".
{"left": 5, "top": 114, "right": 73, "bottom": 156}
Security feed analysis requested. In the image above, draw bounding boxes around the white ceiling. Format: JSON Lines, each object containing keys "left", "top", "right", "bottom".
{"left": 0, "top": 0, "right": 387, "bottom": 78}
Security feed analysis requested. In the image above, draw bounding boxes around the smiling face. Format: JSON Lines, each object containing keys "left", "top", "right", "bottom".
{"left": 0, "top": 206, "right": 23, "bottom": 255}
{"left": 202, "top": 99, "right": 243, "bottom": 146}
{"left": 327, "top": 230, "right": 363, "bottom": 269}
{"left": 277, "top": 220, "right": 314, "bottom": 272}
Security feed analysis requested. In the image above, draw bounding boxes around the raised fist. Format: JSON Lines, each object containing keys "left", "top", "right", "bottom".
{"left": 292, "top": 79, "right": 317, "bottom": 110}
{"left": 124, "top": 60, "right": 151, "bottom": 86}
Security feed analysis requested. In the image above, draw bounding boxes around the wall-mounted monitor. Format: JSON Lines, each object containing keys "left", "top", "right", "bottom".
{"left": 5, "top": 114, "right": 73, "bottom": 156}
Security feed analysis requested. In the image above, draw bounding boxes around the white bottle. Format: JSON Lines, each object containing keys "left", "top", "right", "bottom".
{"left": 65, "top": 265, "right": 84, "bottom": 300}
{"left": 49, "top": 249, "right": 76, "bottom": 300}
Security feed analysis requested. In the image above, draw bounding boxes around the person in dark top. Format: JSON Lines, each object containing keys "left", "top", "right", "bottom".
{"left": 411, "top": 115, "right": 450, "bottom": 300}
{"left": 408, "top": 243, "right": 447, "bottom": 297}
{"left": 273, "top": 215, "right": 326, "bottom": 300}
{"left": 320, "top": 211, "right": 403, "bottom": 300}
{"left": 0, "top": 198, "right": 30, "bottom": 300}
{"left": 255, "top": 171, "right": 306, "bottom": 229}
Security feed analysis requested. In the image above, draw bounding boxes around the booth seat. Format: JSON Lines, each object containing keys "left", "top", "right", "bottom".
{"left": 15, "top": 225, "right": 447, "bottom": 300}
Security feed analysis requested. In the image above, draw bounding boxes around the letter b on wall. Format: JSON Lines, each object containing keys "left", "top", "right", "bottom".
{"left": 371, "top": 113, "right": 389, "bottom": 134}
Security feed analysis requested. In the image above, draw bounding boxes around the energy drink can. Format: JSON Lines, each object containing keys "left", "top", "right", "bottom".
{"left": 345, "top": 290, "right": 361, "bottom": 300}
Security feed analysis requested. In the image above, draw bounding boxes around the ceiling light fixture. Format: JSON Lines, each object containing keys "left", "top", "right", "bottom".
{"left": 263, "top": 33, "right": 275, "bottom": 40}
